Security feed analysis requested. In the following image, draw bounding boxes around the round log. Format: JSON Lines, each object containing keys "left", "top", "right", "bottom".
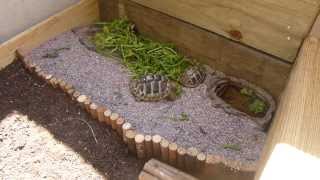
{"left": 58, "top": 80, "right": 67, "bottom": 91}
{"left": 152, "top": 135, "right": 162, "bottom": 159}
{"left": 145, "top": 135, "right": 153, "bottom": 159}
{"left": 38, "top": 71, "right": 45, "bottom": 80}
{"left": 160, "top": 139, "right": 169, "bottom": 163}
{"left": 177, "top": 147, "right": 186, "bottom": 170}
{"left": 168, "top": 143, "right": 178, "bottom": 166}
{"left": 103, "top": 109, "right": 112, "bottom": 125}
{"left": 110, "top": 113, "right": 119, "bottom": 130}
{"left": 116, "top": 117, "right": 125, "bottom": 136}
{"left": 84, "top": 98, "right": 91, "bottom": 113}
{"left": 49, "top": 77, "right": 58, "bottom": 88}
{"left": 126, "top": 130, "right": 136, "bottom": 154}
{"left": 97, "top": 106, "right": 107, "bottom": 122}
{"left": 26, "top": 63, "right": 36, "bottom": 72}
{"left": 89, "top": 103, "right": 98, "bottom": 119}
{"left": 77, "top": 95, "right": 88, "bottom": 109}
{"left": 64, "top": 83, "right": 73, "bottom": 92}
{"left": 196, "top": 153, "right": 206, "bottom": 170}
{"left": 67, "top": 89, "right": 75, "bottom": 97}
{"left": 185, "top": 147, "right": 199, "bottom": 171}
{"left": 122, "top": 122, "right": 132, "bottom": 143}
{"left": 72, "top": 91, "right": 81, "bottom": 100}
{"left": 44, "top": 74, "right": 53, "bottom": 83}
{"left": 56, "top": 79, "right": 62, "bottom": 88}
{"left": 135, "top": 134, "right": 145, "bottom": 159}
{"left": 34, "top": 66, "right": 42, "bottom": 75}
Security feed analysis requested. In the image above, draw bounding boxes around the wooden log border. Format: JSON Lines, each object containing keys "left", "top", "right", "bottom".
{"left": 17, "top": 52, "right": 256, "bottom": 180}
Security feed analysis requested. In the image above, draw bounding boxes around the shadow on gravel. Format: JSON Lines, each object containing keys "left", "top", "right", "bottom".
{"left": 0, "top": 60, "right": 145, "bottom": 180}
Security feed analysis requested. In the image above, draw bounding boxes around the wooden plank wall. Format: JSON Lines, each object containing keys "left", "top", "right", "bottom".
{"left": 255, "top": 16, "right": 320, "bottom": 180}
{"left": 0, "top": 0, "right": 100, "bottom": 69}
{"left": 130, "top": 0, "right": 320, "bottom": 62}
{"left": 99, "top": 0, "right": 291, "bottom": 99}
{"left": 255, "top": 37, "right": 320, "bottom": 180}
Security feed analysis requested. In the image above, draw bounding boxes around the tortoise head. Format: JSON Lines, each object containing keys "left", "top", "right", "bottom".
{"left": 167, "top": 82, "right": 182, "bottom": 101}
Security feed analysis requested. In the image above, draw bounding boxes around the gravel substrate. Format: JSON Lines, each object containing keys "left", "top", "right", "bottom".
{"left": 25, "top": 27, "right": 267, "bottom": 165}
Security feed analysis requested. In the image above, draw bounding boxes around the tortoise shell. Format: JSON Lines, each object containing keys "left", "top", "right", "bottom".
{"left": 180, "top": 66, "right": 206, "bottom": 88}
{"left": 129, "top": 74, "right": 174, "bottom": 101}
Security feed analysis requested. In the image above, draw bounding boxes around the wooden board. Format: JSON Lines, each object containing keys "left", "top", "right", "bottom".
{"left": 255, "top": 37, "right": 320, "bottom": 179}
{"left": 141, "top": 159, "right": 198, "bottom": 180}
{"left": 100, "top": 0, "right": 292, "bottom": 99}
{"left": 0, "top": 0, "right": 100, "bottom": 69}
{"left": 130, "top": 0, "right": 320, "bottom": 62}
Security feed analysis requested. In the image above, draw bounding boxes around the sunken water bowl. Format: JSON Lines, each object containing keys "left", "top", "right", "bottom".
{"left": 206, "top": 71, "right": 276, "bottom": 130}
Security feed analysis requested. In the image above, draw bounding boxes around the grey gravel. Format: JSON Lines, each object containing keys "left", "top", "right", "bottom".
{"left": 25, "top": 28, "right": 267, "bottom": 166}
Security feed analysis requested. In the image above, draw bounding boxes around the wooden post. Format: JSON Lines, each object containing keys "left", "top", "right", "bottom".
{"left": 116, "top": 117, "right": 125, "bottom": 136}
{"left": 84, "top": 98, "right": 91, "bottom": 113}
{"left": 44, "top": 74, "right": 53, "bottom": 83}
{"left": 58, "top": 80, "right": 67, "bottom": 91}
{"left": 145, "top": 135, "right": 153, "bottom": 159}
{"left": 38, "top": 71, "right": 46, "bottom": 80}
{"left": 56, "top": 78, "right": 62, "bottom": 88}
{"left": 126, "top": 130, "right": 137, "bottom": 154}
{"left": 110, "top": 113, "right": 119, "bottom": 130}
{"left": 160, "top": 139, "right": 169, "bottom": 163}
{"left": 97, "top": 106, "right": 107, "bottom": 122}
{"left": 196, "top": 153, "right": 206, "bottom": 170}
{"left": 67, "top": 89, "right": 75, "bottom": 97}
{"left": 103, "top": 109, "right": 112, "bottom": 125}
{"left": 77, "top": 95, "right": 88, "bottom": 109}
{"left": 89, "top": 103, "right": 98, "bottom": 119}
{"left": 122, "top": 122, "right": 132, "bottom": 143}
{"left": 34, "top": 66, "right": 41, "bottom": 75}
{"left": 64, "top": 83, "right": 73, "bottom": 92}
{"left": 49, "top": 77, "right": 58, "bottom": 88}
{"left": 72, "top": 91, "right": 81, "bottom": 100}
{"left": 177, "top": 147, "right": 186, "bottom": 170}
{"left": 152, "top": 135, "right": 162, "bottom": 159}
{"left": 26, "top": 63, "right": 36, "bottom": 72}
{"left": 135, "top": 134, "right": 146, "bottom": 159}
{"left": 185, "top": 147, "right": 199, "bottom": 172}
{"left": 168, "top": 143, "right": 178, "bottom": 166}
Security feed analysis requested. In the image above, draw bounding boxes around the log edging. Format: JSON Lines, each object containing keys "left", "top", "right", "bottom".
{"left": 18, "top": 54, "right": 256, "bottom": 179}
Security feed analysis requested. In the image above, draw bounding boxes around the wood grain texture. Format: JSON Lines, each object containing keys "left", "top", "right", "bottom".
{"left": 255, "top": 36, "right": 320, "bottom": 180}
{"left": 108, "top": 1, "right": 291, "bottom": 99}
{"left": 0, "top": 0, "right": 99, "bottom": 69}
{"left": 143, "top": 159, "right": 199, "bottom": 180}
{"left": 130, "top": 0, "right": 320, "bottom": 62}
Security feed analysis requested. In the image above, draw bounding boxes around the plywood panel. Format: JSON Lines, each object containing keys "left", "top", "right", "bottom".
{"left": 130, "top": 0, "right": 320, "bottom": 62}
{"left": 255, "top": 36, "right": 320, "bottom": 180}
{"left": 0, "top": 0, "right": 99, "bottom": 69}
{"left": 115, "top": 1, "right": 291, "bottom": 99}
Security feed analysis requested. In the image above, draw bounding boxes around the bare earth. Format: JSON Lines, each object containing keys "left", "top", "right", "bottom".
{"left": 0, "top": 61, "right": 144, "bottom": 180}
{"left": 25, "top": 27, "right": 267, "bottom": 165}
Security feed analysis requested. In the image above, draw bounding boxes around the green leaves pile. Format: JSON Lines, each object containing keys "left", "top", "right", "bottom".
{"left": 240, "top": 88, "right": 267, "bottom": 114}
{"left": 93, "top": 19, "right": 190, "bottom": 81}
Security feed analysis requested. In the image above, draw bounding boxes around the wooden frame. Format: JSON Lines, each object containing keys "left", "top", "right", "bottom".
{"left": 0, "top": 0, "right": 99, "bottom": 69}
{"left": 130, "top": 0, "right": 320, "bottom": 62}
{"left": 1, "top": 0, "right": 319, "bottom": 180}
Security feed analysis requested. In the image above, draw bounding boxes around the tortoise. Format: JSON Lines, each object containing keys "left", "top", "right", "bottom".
{"left": 129, "top": 74, "right": 178, "bottom": 102}
{"left": 179, "top": 65, "right": 206, "bottom": 88}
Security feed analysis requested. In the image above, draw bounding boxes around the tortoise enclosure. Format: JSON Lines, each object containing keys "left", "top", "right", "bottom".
{"left": 1, "top": 0, "right": 320, "bottom": 180}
